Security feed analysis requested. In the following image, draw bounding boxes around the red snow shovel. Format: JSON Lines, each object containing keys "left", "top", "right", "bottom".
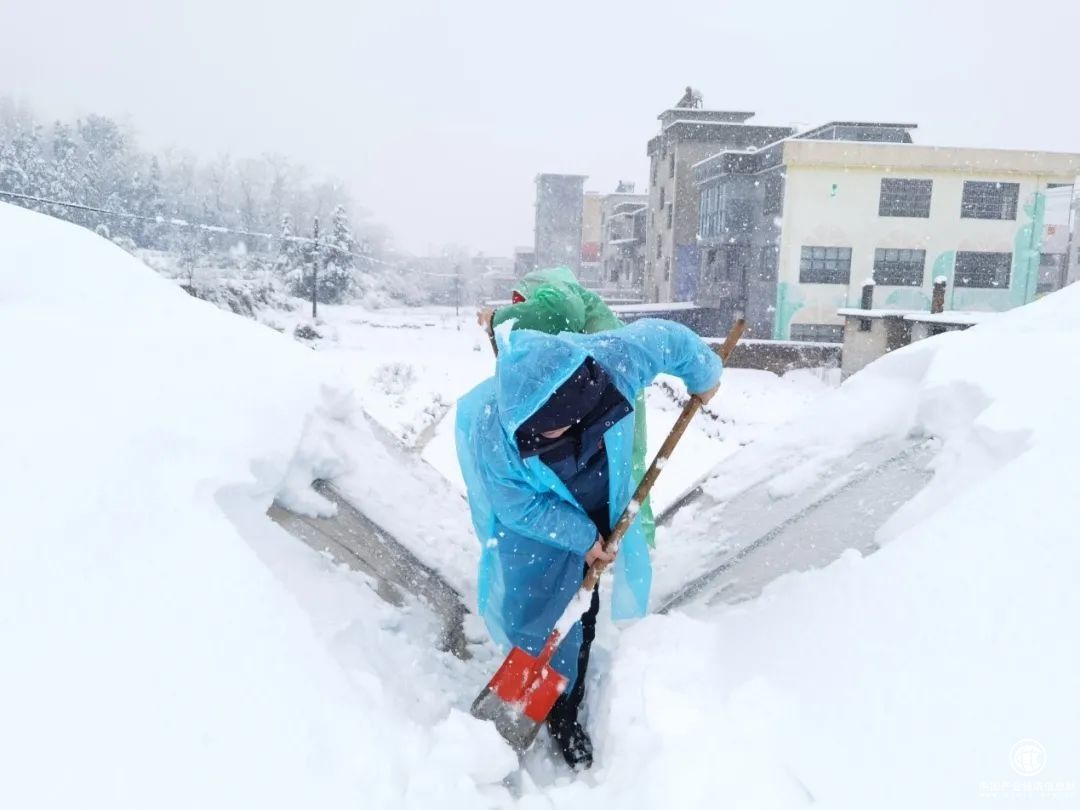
{"left": 470, "top": 319, "right": 747, "bottom": 751}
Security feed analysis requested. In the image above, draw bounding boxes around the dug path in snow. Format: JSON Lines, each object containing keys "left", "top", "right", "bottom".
{"left": 657, "top": 437, "right": 936, "bottom": 611}
{"left": 269, "top": 480, "right": 470, "bottom": 658}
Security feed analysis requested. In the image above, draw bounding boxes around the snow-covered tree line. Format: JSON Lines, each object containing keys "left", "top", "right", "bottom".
{"left": 0, "top": 96, "right": 387, "bottom": 304}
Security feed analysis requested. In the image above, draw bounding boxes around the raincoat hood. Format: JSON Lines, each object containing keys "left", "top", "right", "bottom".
{"left": 455, "top": 318, "right": 723, "bottom": 687}
{"left": 494, "top": 327, "right": 590, "bottom": 435}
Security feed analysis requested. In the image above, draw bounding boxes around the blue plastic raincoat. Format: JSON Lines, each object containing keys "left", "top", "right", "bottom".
{"left": 455, "top": 319, "right": 723, "bottom": 688}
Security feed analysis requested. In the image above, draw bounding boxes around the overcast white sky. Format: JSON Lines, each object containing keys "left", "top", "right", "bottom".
{"left": 3, "top": 0, "right": 1079, "bottom": 255}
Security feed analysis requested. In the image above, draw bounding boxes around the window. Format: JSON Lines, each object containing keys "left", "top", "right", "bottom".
{"left": 656, "top": 238, "right": 662, "bottom": 259}
{"left": 667, "top": 203, "right": 672, "bottom": 228}
{"left": 799, "top": 246, "right": 852, "bottom": 284}
{"left": 789, "top": 324, "right": 844, "bottom": 343}
{"left": 669, "top": 154, "right": 675, "bottom": 178}
{"left": 726, "top": 198, "right": 753, "bottom": 234}
{"left": 878, "top": 178, "right": 932, "bottom": 217}
{"left": 760, "top": 245, "right": 778, "bottom": 280}
{"left": 873, "top": 248, "right": 926, "bottom": 286}
{"left": 700, "top": 184, "right": 724, "bottom": 238}
{"left": 762, "top": 172, "right": 784, "bottom": 217}
{"left": 659, "top": 186, "right": 665, "bottom": 210}
{"left": 720, "top": 245, "right": 752, "bottom": 285}
{"left": 961, "top": 181, "right": 1019, "bottom": 220}
{"left": 954, "top": 251, "right": 1011, "bottom": 288}
{"left": 651, "top": 158, "right": 657, "bottom": 184}
{"left": 1037, "top": 253, "right": 1065, "bottom": 294}
{"left": 664, "top": 258, "right": 671, "bottom": 281}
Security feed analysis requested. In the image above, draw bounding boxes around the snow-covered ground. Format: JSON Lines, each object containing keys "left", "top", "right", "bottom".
{"left": 3, "top": 203, "right": 1077, "bottom": 809}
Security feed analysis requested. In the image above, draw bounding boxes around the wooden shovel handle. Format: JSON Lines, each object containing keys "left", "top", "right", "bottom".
{"left": 581, "top": 318, "right": 746, "bottom": 592}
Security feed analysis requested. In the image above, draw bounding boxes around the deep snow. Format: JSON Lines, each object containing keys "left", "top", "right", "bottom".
{"left": 0, "top": 203, "right": 514, "bottom": 809}
{"left": 2, "top": 202, "right": 1078, "bottom": 809}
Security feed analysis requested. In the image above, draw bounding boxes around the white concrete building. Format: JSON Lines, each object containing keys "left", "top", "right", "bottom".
{"left": 774, "top": 141, "right": 1080, "bottom": 340}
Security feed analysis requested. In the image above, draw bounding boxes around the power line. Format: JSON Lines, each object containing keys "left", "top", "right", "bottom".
{"left": 0, "top": 188, "right": 391, "bottom": 266}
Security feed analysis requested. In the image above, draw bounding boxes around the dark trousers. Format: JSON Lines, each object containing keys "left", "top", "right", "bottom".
{"left": 548, "top": 564, "right": 601, "bottom": 729}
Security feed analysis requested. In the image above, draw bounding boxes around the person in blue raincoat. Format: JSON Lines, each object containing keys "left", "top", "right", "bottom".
{"left": 455, "top": 318, "right": 722, "bottom": 768}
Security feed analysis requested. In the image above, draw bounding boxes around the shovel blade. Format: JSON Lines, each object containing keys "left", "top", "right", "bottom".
{"left": 470, "top": 644, "right": 568, "bottom": 751}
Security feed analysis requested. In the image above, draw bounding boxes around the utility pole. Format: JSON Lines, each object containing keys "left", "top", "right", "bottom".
{"left": 311, "top": 216, "right": 320, "bottom": 319}
{"left": 454, "top": 263, "right": 462, "bottom": 317}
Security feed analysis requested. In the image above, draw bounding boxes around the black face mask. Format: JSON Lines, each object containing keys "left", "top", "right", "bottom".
{"left": 515, "top": 357, "right": 631, "bottom": 458}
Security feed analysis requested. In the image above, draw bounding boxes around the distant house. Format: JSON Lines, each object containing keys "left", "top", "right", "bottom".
{"left": 1042, "top": 183, "right": 1080, "bottom": 291}
{"left": 513, "top": 245, "right": 535, "bottom": 278}
{"left": 599, "top": 188, "right": 648, "bottom": 301}
{"left": 471, "top": 254, "right": 515, "bottom": 301}
{"left": 580, "top": 191, "right": 603, "bottom": 288}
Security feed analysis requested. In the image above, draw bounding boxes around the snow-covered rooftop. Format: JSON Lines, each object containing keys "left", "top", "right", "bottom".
{"left": 837, "top": 307, "right": 924, "bottom": 319}
{"left": 839, "top": 307, "right": 998, "bottom": 325}
{"left": 612, "top": 301, "right": 699, "bottom": 313}
{"left": 904, "top": 310, "right": 998, "bottom": 325}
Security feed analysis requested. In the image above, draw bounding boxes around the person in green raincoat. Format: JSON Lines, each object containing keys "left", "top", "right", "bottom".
{"left": 477, "top": 266, "right": 655, "bottom": 548}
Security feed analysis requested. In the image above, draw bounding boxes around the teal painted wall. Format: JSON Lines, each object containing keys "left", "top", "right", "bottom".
{"left": 947, "top": 191, "right": 1045, "bottom": 312}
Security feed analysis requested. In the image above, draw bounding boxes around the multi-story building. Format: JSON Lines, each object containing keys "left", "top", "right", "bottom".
{"left": 695, "top": 122, "right": 916, "bottom": 337}
{"left": 579, "top": 191, "right": 604, "bottom": 287}
{"left": 694, "top": 126, "right": 1080, "bottom": 341}
{"left": 534, "top": 173, "right": 586, "bottom": 274}
{"left": 599, "top": 186, "right": 648, "bottom": 299}
{"left": 644, "top": 108, "right": 794, "bottom": 303}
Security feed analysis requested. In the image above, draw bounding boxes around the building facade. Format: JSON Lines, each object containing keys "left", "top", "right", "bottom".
{"left": 599, "top": 189, "right": 648, "bottom": 300}
{"left": 579, "top": 191, "right": 604, "bottom": 287}
{"left": 694, "top": 122, "right": 916, "bottom": 337}
{"left": 534, "top": 173, "right": 586, "bottom": 274}
{"left": 644, "top": 109, "right": 793, "bottom": 303}
{"left": 1042, "top": 183, "right": 1080, "bottom": 290}
{"left": 513, "top": 245, "right": 535, "bottom": 278}
{"left": 694, "top": 126, "right": 1080, "bottom": 341}
{"left": 775, "top": 141, "right": 1080, "bottom": 341}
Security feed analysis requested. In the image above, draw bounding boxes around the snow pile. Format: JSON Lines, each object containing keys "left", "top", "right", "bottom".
{"left": 547, "top": 285, "right": 1080, "bottom": 807}
{"left": 0, "top": 203, "right": 513, "bottom": 809}
{"left": 5, "top": 200, "right": 1077, "bottom": 809}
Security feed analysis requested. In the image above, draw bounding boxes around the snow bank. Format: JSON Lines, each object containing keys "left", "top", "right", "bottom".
{"left": 548, "top": 285, "right": 1080, "bottom": 807}
{"left": 7, "top": 201, "right": 1076, "bottom": 808}
{"left": 0, "top": 203, "right": 513, "bottom": 809}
